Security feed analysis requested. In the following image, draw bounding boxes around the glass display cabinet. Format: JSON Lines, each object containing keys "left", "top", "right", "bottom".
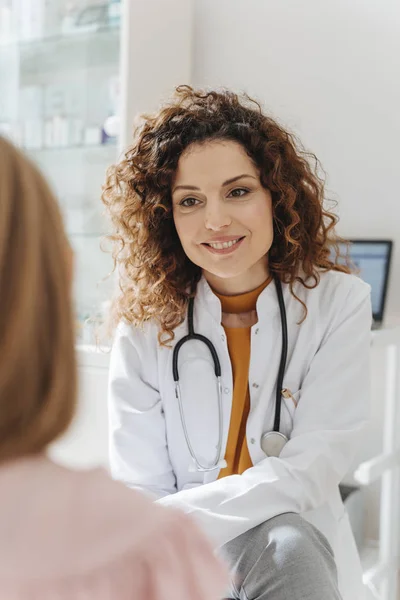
{"left": 0, "top": 0, "right": 192, "bottom": 344}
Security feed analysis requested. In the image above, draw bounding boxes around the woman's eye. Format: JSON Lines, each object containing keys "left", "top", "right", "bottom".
{"left": 229, "top": 187, "right": 249, "bottom": 198}
{"left": 180, "top": 197, "right": 199, "bottom": 208}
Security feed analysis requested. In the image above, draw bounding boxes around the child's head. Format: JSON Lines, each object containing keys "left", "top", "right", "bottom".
{"left": 0, "top": 136, "right": 77, "bottom": 462}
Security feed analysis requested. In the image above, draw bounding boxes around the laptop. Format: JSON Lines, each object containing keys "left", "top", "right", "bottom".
{"left": 333, "top": 240, "right": 393, "bottom": 329}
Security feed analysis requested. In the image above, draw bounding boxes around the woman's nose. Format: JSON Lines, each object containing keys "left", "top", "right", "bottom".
{"left": 204, "top": 202, "right": 231, "bottom": 231}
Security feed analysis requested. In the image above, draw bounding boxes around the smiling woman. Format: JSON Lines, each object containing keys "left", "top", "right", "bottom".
{"left": 171, "top": 140, "right": 273, "bottom": 295}
{"left": 102, "top": 86, "right": 372, "bottom": 600}
{"left": 102, "top": 86, "right": 350, "bottom": 345}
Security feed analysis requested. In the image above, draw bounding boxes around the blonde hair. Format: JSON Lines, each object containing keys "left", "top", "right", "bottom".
{"left": 0, "top": 136, "right": 77, "bottom": 462}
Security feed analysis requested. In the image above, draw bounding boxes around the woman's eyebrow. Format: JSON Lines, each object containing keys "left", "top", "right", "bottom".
{"left": 172, "top": 174, "right": 257, "bottom": 194}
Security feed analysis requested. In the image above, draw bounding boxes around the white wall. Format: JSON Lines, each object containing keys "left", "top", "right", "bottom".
{"left": 119, "top": 0, "right": 193, "bottom": 150}
{"left": 192, "top": 0, "right": 400, "bottom": 323}
{"left": 49, "top": 360, "right": 110, "bottom": 471}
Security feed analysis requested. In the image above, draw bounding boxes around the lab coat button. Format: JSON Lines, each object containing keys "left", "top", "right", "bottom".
{"left": 224, "top": 387, "right": 230, "bottom": 394}
{"left": 221, "top": 334, "right": 225, "bottom": 342}
{"left": 250, "top": 437, "right": 256, "bottom": 444}
{"left": 255, "top": 328, "right": 259, "bottom": 335}
{"left": 252, "top": 382, "right": 259, "bottom": 389}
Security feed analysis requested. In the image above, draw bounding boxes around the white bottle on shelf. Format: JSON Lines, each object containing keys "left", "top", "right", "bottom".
{"left": 44, "top": 119, "right": 54, "bottom": 148}
{"left": 108, "top": 0, "right": 121, "bottom": 28}
{"left": 68, "top": 118, "right": 84, "bottom": 146}
{"left": 23, "top": 119, "right": 43, "bottom": 149}
{"left": 58, "top": 116, "right": 69, "bottom": 147}
{"left": 84, "top": 126, "right": 102, "bottom": 146}
{"left": 20, "top": 86, "right": 44, "bottom": 150}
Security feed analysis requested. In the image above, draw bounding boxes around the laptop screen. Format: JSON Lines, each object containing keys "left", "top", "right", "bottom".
{"left": 335, "top": 240, "right": 393, "bottom": 322}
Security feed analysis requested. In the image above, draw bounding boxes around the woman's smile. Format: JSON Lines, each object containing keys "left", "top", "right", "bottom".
{"left": 201, "top": 235, "right": 246, "bottom": 255}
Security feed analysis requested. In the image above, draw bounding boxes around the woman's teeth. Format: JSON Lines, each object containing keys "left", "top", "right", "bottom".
{"left": 207, "top": 238, "right": 241, "bottom": 250}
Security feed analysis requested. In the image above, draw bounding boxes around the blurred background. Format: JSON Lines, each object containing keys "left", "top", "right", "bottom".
{"left": 1, "top": 1, "right": 399, "bottom": 597}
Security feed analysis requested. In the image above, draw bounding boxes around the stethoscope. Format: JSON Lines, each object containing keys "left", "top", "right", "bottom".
{"left": 173, "top": 274, "right": 289, "bottom": 472}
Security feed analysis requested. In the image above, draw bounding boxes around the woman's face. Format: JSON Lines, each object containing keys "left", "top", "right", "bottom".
{"left": 172, "top": 140, "right": 273, "bottom": 295}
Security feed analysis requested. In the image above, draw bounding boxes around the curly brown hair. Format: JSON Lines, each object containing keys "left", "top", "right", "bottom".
{"left": 102, "top": 85, "right": 350, "bottom": 345}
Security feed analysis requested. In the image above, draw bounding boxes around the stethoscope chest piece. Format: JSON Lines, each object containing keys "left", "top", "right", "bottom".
{"left": 260, "top": 431, "right": 288, "bottom": 457}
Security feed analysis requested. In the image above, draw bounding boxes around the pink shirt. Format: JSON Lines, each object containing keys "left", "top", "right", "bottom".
{"left": 0, "top": 455, "right": 227, "bottom": 599}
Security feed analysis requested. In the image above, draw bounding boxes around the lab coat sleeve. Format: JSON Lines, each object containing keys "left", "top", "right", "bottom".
{"left": 157, "top": 283, "right": 372, "bottom": 548}
{"left": 108, "top": 322, "right": 177, "bottom": 499}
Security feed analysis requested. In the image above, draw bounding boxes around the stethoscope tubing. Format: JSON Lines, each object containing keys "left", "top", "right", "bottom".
{"left": 172, "top": 274, "right": 288, "bottom": 471}
{"left": 273, "top": 274, "right": 288, "bottom": 433}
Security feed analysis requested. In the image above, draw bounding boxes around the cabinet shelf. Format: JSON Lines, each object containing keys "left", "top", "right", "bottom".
{"left": 25, "top": 143, "right": 118, "bottom": 166}
{"left": 1, "top": 25, "right": 120, "bottom": 50}
{"left": 5, "top": 27, "right": 120, "bottom": 75}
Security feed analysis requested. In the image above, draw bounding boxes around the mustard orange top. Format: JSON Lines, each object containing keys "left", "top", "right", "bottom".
{"left": 214, "top": 277, "right": 271, "bottom": 478}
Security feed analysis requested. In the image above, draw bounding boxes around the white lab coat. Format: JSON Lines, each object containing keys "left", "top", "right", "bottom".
{"left": 108, "top": 269, "right": 372, "bottom": 600}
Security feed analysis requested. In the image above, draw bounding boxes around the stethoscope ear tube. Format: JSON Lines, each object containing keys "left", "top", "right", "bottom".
{"left": 273, "top": 275, "right": 288, "bottom": 433}
{"left": 172, "top": 298, "right": 221, "bottom": 381}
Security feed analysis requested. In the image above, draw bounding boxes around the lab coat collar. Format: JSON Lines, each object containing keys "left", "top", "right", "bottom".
{"left": 196, "top": 275, "right": 280, "bottom": 325}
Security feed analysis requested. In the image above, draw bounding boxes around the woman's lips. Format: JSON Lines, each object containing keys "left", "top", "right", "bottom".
{"left": 201, "top": 236, "right": 245, "bottom": 255}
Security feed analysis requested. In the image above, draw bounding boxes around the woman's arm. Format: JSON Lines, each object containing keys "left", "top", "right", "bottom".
{"left": 108, "top": 322, "right": 177, "bottom": 499}
{"left": 157, "top": 283, "right": 372, "bottom": 548}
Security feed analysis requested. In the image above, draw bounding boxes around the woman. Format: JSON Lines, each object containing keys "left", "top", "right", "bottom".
{"left": 103, "top": 87, "right": 372, "bottom": 600}
{"left": 0, "top": 135, "right": 227, "bottom": 600}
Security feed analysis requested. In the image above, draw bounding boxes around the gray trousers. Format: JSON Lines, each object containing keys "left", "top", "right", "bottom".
{"left": 219, "top": 513, "right": 342, "bottom": 600}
